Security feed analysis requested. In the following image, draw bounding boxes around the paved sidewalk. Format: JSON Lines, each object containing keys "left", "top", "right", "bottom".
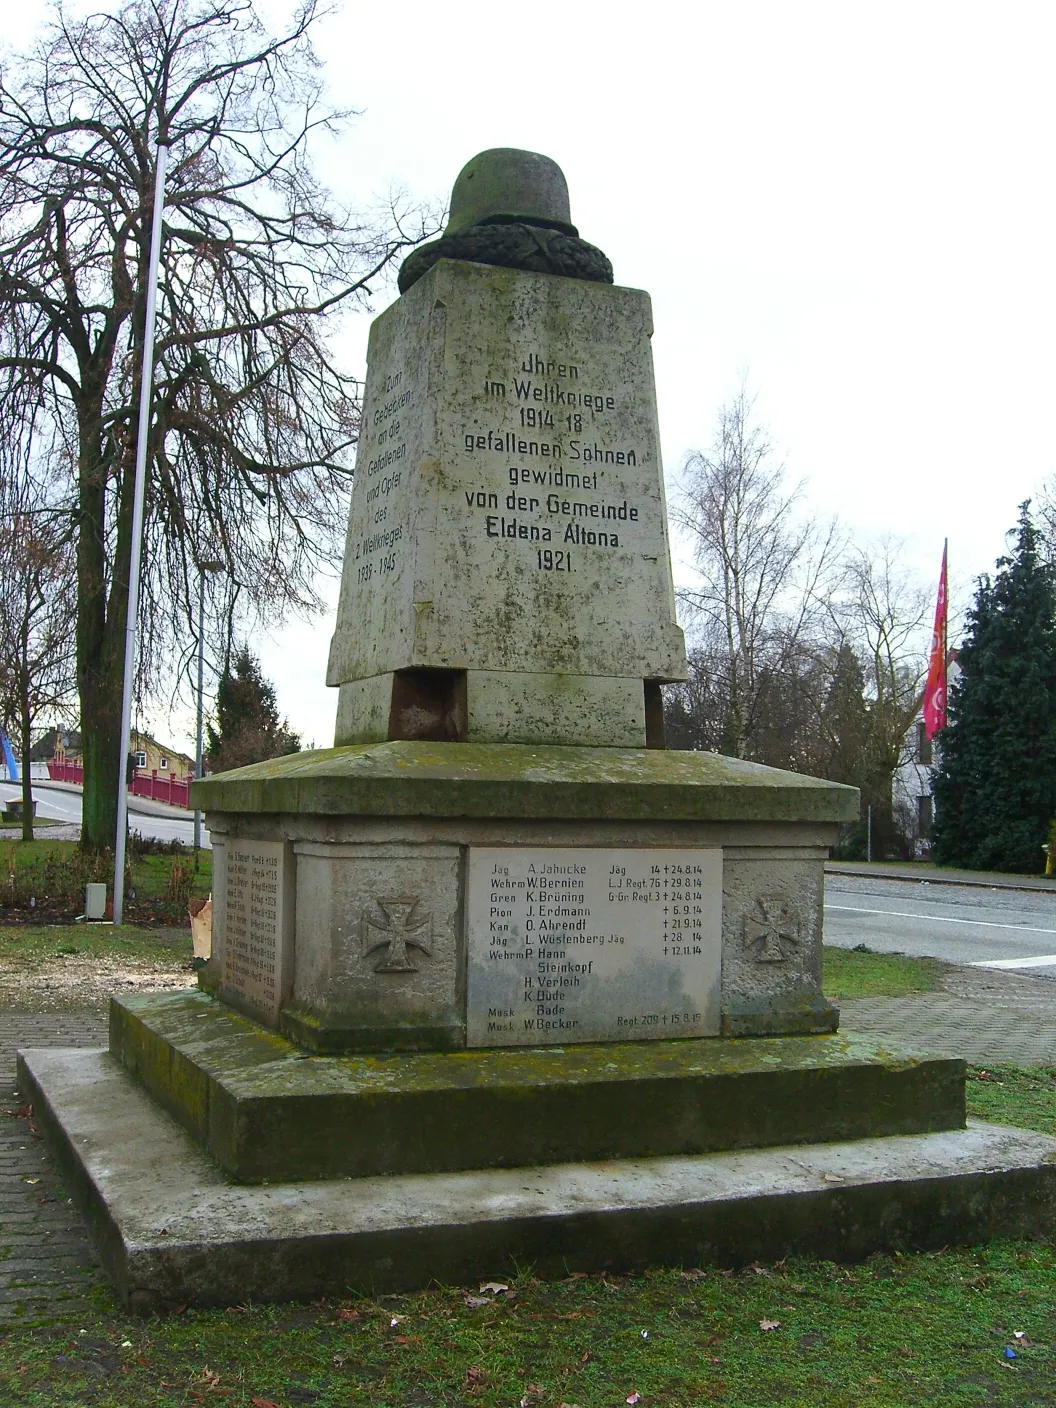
{"left": 839, "top": 965, "right": 1056, "bottom": 1065}
{"left": 827, "top": 860, "right": 1056, "bottom": 895}
{"left": 0, "top": 1011, "right": 107, "bottom": 1324}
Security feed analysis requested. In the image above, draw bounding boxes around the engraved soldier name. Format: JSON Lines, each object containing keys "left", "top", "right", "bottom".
{"left": 466, "top": 848, "right": 723, "bottom": 1047}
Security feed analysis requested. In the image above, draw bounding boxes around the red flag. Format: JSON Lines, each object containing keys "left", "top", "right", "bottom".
{"left": 922, "top": 541, "right": 948, "bottom": 740}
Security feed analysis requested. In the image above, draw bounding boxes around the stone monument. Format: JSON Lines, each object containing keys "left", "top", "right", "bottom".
{"left": 19, "top": 149, "right": 1056, "bottom": 1308}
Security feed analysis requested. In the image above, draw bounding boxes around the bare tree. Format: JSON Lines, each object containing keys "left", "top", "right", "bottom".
{"left": 832, "top": 539, "right": 931, "bottom": 849}
{"left": 0, "top": 469, "right": 77, "bottom": 841}
{"left": 0, "top": 0, "right": 431, "bottom": 848}
{"left": 672, "top": 388, "right": 841, "bottom": 758}
{"left": 1038, "top": 475, "right": 1056, "bottom": 568}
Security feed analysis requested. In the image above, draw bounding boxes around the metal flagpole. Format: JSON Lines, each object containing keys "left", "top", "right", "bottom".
{"left": 113, "top": 142, "right": 169, "bottom": 927}
{"left": 194, "top": 565, "right": 207, "bottom": 858}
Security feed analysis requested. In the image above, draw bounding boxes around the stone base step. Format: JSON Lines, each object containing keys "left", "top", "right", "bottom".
{"left": 20, "top": 1046, "right": 1056, "bottom": 1310}
{"left": 110, "top": 991, "right": 965, "bottom": 1182}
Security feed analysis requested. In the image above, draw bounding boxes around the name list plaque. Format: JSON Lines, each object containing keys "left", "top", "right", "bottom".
{"left": 221, "top": 838, "right": 289, "bottom": 1024}
{"left": 466, "top": 847, "right": 722, "bottom": 1047}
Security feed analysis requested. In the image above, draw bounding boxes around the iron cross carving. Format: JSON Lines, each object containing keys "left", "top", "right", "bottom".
{"left": 742, "top": 894, "right": 801, "bottom": 963}
{"left": 362, "top": 896, "right": 433, "bottom": 973}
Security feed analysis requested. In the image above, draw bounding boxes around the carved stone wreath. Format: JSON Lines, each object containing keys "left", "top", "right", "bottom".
{"left": 398, "top": 221, "right": 614, "bottom": 294}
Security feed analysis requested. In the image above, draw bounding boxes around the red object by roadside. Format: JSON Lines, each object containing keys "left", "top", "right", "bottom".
{"left": 922, "top": 541, "right": 948, "bottom": 740}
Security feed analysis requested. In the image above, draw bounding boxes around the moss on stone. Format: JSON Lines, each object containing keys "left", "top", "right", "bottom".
{"left": 191, "top": 740, "right": 858, "bottom": 822}
{"left": 110, "top": 991, "right": 963, "bottom": 1184}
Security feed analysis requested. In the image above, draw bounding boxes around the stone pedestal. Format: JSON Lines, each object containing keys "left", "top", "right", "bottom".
{"left": 194, "top": 741, "right": 852, "bottom": 1052}
{"left": 326, "top": 259, "right": 688, "bottom": 749}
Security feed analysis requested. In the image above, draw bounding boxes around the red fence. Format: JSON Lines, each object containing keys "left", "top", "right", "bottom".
{"left": 46, "top": 759, "right": 191, "bottom": 810}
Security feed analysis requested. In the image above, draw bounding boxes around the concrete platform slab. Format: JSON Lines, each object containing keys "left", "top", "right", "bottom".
{"left": 110, "top": 991, "right": 966, "bottom": 1182}
{"left": 19, "top": 1047, "right": 1056, "bottom": 1310}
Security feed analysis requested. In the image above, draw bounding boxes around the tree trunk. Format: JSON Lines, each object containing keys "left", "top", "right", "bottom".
{"left": 76, "top": 390, "right": 132, "bottom": 852}
{"left": 80, "top": 668, "right": 124, "bottom": 853}
{"left": 19, "top": 688, "right": 33, "bottom": 844}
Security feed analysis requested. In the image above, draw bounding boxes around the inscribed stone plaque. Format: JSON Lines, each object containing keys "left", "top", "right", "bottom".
{"left": 466, "top": 848, "right": 722, "bottom": 1047}
{"left": 220, "top": 838, "right": 292, "bottom": 1026}
{"left": 327, "top": 260, "right": 686, "bottom": 690}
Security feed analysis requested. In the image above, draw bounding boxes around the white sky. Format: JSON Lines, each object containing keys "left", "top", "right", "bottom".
{"left": 9, "top": 1, "right": 1056, "bottom": 752}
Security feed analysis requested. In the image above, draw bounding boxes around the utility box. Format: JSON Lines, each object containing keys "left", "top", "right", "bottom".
{"left": 85, "top": 883, "right": 107, "bottom": 921}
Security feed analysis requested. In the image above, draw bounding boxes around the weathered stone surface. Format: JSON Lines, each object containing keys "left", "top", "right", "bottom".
{"left": 327, "top": 259, "right": 687, "bottom": 747}
{"left": 22, "top": 1045, "right": 1056, "bottom": 1308}
{"left": 720, "top": 852, "right": 838, "bottom": 1036}
{"left": 191, "top": 741, "right": 859, "bottom": 823}
{"left": 465, "top": 846, "right": 723, "bottom": 1046}
{"left": 217, "top": 838, "right": 294, "bottom": 1028}
{"left": 286, "top": 841, "right": 462, "bottom": 1051}
{"left": 446, "top": 148, "right": 577, "bottom": 237}
{"left": 192, "top": 745, "right": 854, "bottom": 1049}
{"left": 107, "top": 991, "right": 963, "bottom": 1182}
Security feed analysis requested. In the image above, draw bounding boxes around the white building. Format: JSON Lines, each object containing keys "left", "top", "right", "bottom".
{"left": 893, "top": 653, "right": 961, "bottom": 857}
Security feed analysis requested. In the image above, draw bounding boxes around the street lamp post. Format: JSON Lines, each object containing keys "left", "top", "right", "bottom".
{"left": 113, "top": 140, "right": 168, "bottom": 928}
{"left": 194, "top": 559, "right": 224, "bottom": 864}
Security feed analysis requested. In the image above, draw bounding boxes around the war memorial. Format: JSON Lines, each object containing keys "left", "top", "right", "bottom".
{"left": 19, "top": 150, "right": 1056, "bottom": 1307}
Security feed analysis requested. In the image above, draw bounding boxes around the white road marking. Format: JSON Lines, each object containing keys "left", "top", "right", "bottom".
{"left": 970, "top": 954, "right": 1056, "bottom": 970}
{"left": 824, "top": 903, "right": 1056, "bottom": 936}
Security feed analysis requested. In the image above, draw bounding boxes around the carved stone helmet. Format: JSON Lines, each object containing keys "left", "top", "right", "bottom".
{"left": 444, "top": 148, "right": 578, "bottom": 238}
{"left": 398, "top": 147, "right": 611, "bottom": 294}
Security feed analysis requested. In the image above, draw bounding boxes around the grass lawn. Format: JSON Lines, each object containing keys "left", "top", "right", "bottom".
{"left": 1, "top": 1234, "right": 1054, "bottom": 1406}
{"left": 0, "top": 838, "right": 211, "bottom": 925}
{"left": 822, "top": 945, "right": 946, "bottom": 999}
{"left": 0, "top": 922, "right": 189, "bottom": 966}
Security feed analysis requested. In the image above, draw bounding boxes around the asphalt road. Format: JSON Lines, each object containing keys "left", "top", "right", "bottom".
{"left": 825, "top": 873, "right": 1056, "bottom": 972}
{"left": 0, "top": 781, "right": 204, "bottom": 848}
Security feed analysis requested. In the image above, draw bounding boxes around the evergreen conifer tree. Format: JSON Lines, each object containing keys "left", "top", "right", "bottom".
{"left": 205, "top": 647, "right": 301, "bottom": 773}
{"left": 932, "top": 503, "right": 1056, "bottom": 873}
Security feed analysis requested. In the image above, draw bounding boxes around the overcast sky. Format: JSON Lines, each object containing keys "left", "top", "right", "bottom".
{"left": 9, "top": 1, "right": 1056, "bottom": 752}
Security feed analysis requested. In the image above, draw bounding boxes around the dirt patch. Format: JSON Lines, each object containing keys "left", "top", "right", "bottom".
{"left": 0, "top": 954, "right": 197, "bottom": 1013}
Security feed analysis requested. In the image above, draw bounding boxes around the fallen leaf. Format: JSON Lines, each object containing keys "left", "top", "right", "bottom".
{"left": 759, "top": 1319, "right": 781, "bottom": 1332}
{"left": 464, "top": 1295, "right": 490, "bottom": 1308}
{"left": 626, "top": 1394, "right": 642, "bottom": 1406}
{"left": 24, "top": 1178, "right": 39, "bottom": 1185}
{"left": 823, "top": 1172, "right": 844, "bottom": 1183}
{"left": 479, "top": 1280, "right": 509, "bottom": 1295}
{"left": 749, "top": 1262, "right": 770, "bottom": 1276}
{"left": 335, "top": 1308, "right": 361, "bottom": 1322}
{"left": 251, "top": 1399, "right": 284, "bottom": 1408}
{"left": 465, "top": 1365, "right": 489, "bottom": 1387}
{"left": 680, "top": 1268, "right": 705, "bottom": 1281}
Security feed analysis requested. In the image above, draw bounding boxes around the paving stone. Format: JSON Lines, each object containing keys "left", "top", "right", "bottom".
{"left": 839, "top": 965, "right": 1056, "bottom": 1066}
{"left": 0, "top": 1009, "right": 107, "bottom": 1323}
